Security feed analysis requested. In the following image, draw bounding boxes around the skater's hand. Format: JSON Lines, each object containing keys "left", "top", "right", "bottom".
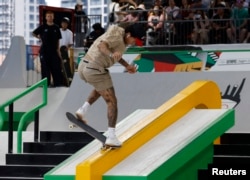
{"left": 126, "top": 64, "right": 137, "bottom": 74}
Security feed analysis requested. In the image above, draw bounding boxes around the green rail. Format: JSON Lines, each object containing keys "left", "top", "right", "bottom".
{"left": 0, "top": 78, "right": 48, "bottom": 153}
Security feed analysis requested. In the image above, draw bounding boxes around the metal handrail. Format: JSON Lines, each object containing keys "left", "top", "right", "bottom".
{"left": 0, "top": 78, "right": 47, "bottom": 153}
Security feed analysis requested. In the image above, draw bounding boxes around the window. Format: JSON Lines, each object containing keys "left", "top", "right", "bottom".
{"left": 90, "top": 0, "right": 101, "bottom": 5}
{"left": 29, "top": 40, "right": 34, "bottom": 45}
{"left": 30, "top": 15, "right": 34, "bottom": 21}
{"left": 30, "top": 23, "right": 34, "bottom": 29}
{"left": 29, "top": 6, "right": 34, "bottom": 12}
{"left": 104, "top": 7, "right": 107, "bottom": 14}
{"left": 90, "top": 8, "right": 101, "bottom": 15}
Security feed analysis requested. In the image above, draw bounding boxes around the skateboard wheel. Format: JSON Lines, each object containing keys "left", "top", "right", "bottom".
{"left": 101, "top": 145, "right": 117, "bottom": 151}
{"left": 69, "top": 124, "right": 77, "bottom": 129}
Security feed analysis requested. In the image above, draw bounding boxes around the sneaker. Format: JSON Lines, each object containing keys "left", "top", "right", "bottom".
{"left": 105, "top": 136, "right": 122, "bottom": 147}
{"left": 75, "top": 107, "right": 87, "bottom": 123}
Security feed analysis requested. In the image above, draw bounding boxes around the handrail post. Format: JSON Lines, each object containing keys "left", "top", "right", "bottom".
{"left": 8, "top": 103, "right": 14, "bottom": 153}
{"left": 34, "top": 110, "right": 39, "bottom": 142}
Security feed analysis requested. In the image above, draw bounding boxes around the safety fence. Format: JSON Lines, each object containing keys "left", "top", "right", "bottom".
{"left": 76, "top": 6, "right": 250, "bottom": 47}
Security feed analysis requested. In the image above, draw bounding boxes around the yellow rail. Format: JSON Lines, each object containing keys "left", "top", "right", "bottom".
{"left": 76, "top": 80, "right": 221, "bottom": 180}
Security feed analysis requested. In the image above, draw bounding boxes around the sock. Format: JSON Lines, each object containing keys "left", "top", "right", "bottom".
{"left": 81, "top": 101, "right": 90, "bottom": 113}
{"left": 107, "top": 127, "right": 116, "bottom": 138}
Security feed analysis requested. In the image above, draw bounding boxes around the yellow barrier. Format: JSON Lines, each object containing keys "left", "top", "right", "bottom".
{"left": 76, "top": 80, "right": 221, "bottom": 180}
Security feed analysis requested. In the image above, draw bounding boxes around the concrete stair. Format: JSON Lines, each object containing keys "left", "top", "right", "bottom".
{"left": 0, "top": 131, "right": 94, "bottom": 180}
{"left": 198, "top": 133, "right": 250, "bottom": 179}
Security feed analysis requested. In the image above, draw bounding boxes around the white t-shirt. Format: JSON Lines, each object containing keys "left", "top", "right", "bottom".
{"left": 59, "top": 28, "right": 73, "bottom": 47}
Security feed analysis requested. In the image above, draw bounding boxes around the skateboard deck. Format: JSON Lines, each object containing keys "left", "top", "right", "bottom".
{"left": 66, "top": 112, "right": 120, "bottom": 150}
{"left": 60, "top": 46, "right": 72, "bottom": 86}
{"left": 66, "top": 112, "right": 106, "bottom": 144}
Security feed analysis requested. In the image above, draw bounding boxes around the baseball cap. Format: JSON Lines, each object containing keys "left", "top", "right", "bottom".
{"left": 62, "top": 17, "right": 70, "bottom": 24}
{"left": 76, "top": 0, "right": 83, "bottom": 5}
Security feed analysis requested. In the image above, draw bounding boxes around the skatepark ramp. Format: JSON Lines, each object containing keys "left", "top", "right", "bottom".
{"left": 44, "top": 80, "right": 234, "bottom": 180}
{"left": 0, "top": 36, "right": 26, "bottom": 88}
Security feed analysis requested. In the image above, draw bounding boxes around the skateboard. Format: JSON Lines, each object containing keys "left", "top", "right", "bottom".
{"left": 66, "top": 112, "right": 119, "bottom": 150}
{"left": 60, "top": 46, "right": 73, "bottom": 86}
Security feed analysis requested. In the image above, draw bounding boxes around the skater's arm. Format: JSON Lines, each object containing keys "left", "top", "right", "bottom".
{"left": 118, "top": 58, "right": 136, "bottom": 74}
{"left": 98, "top": 41, "right": 136, "bottom": 73}
{"left": 118, "top": 58, "right": 129, "bottom": 67}
{"left": 98, "top": 41, "right": 122, "bottom": 61}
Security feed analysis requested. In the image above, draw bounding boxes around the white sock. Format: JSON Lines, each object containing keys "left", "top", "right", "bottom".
{"left": 107, "top": 127, "right": 116, "bottom": 138}
{"left": 81, "top": 101, "right": 90, "bottom": 112}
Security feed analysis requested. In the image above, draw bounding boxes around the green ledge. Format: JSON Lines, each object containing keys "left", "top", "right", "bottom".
{"left": 103, "top": 109, "right": 234, "bottom": 180}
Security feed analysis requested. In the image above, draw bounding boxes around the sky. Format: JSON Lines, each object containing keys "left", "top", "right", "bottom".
{"left": 46, "top": 0, "right": 61, "bottom": 7}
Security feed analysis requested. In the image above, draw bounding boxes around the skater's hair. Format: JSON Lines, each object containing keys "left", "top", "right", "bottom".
{"left": 124, "top": 24, "right": 146, "bottom": 40}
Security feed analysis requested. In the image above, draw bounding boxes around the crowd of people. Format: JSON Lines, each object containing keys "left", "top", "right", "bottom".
{"left": 108, "top": 0, "right": 250, "bottom": 45}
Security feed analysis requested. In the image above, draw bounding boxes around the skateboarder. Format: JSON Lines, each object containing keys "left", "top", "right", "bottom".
{"left": 76, "top": 24, "right": 143, "bottom": 147}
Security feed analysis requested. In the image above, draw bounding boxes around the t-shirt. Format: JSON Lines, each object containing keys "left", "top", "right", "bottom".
{"left": 231, "top": 7, "right": 249, "bottom": 27}
{"left": 85, "top": 25, "right": 126, "bottom": 69}
{"left": 59, "top": 28, "right": 73, "bottom": 47}
{"left": 33, "top": 23, "right": 61, "bottom": 53}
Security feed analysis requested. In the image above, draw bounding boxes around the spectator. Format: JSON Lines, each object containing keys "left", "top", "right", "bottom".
{"left": 135, "top": 0, "right": 148, "bottom": 22}
{"left": 146, "top": 5, "right": 165, "bottom": 45}
{"left": 191, "top": 9, "right": 210, "bottom": 44}
{"left": 176, "top": 0, "right": 194, "bottom": 44}
{"left": 179, "top": 0, "right": 192, "bottom": 19}
{"left": 109, "top": 0, "right": 128, "bottom": 24}
{"left": 32, "top": 11, "right": 63, "bottom": 87}
{"left": 59, "top": 17, "right": 73, "bottom": 49}
{"left": 207, "top": 0, "right": 228, "bottom": 18}
{"left": 84, "top": 23, "right": 105, "bottom": 50}
{"left": 136, "top": 0, "right": 146, "bottom": 9}
{"left": 243, "top": 3, "right": 250, "bottom": 42}
{"left": 165, "top": 0, "right": 180, "bottom": 19}
{"left": 75, "top": 1, "right": 88, "bottom": 47}
{"left": 209, "top": 3, "right": 230, "bottom": 43}
{"left": 227, "top": 0, "right": 248, "bottom": 43}
{"left": 164, "top": 0, "right": 180, "bottom": 44}
{"left": 190, "top": 0, "right": 207, "bottom": 10}
{"left": 118, "top": 5, "right": 140, "bottom": 27}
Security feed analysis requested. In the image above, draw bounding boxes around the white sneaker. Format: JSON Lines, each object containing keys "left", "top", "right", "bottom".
{"left": 105, "top": 136, "right": 122, "bottom": 147}
{"left": 75, "top": 107, "right": 87, "bottom": 123}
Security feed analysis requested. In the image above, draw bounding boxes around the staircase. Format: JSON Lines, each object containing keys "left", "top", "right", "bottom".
{"left": 1, "top": 132, "right": 248, "bottom": 180}
{"left": 198, "top": 133, "right": 250, "bottom": 179}
{"left": 0, "top": 131, "right": 94, "bottom": 180}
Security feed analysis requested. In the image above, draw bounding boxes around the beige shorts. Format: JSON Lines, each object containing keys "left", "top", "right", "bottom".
{"left": 78, "top": 60, "right": 113, "bottom": 91}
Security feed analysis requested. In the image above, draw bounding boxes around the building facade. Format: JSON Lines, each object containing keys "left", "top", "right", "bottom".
{"left": 0, "top": 0, "right": 110, "bottom": 60}
{"left": 0, "top": 0, "right": 46, "bottom": 59}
